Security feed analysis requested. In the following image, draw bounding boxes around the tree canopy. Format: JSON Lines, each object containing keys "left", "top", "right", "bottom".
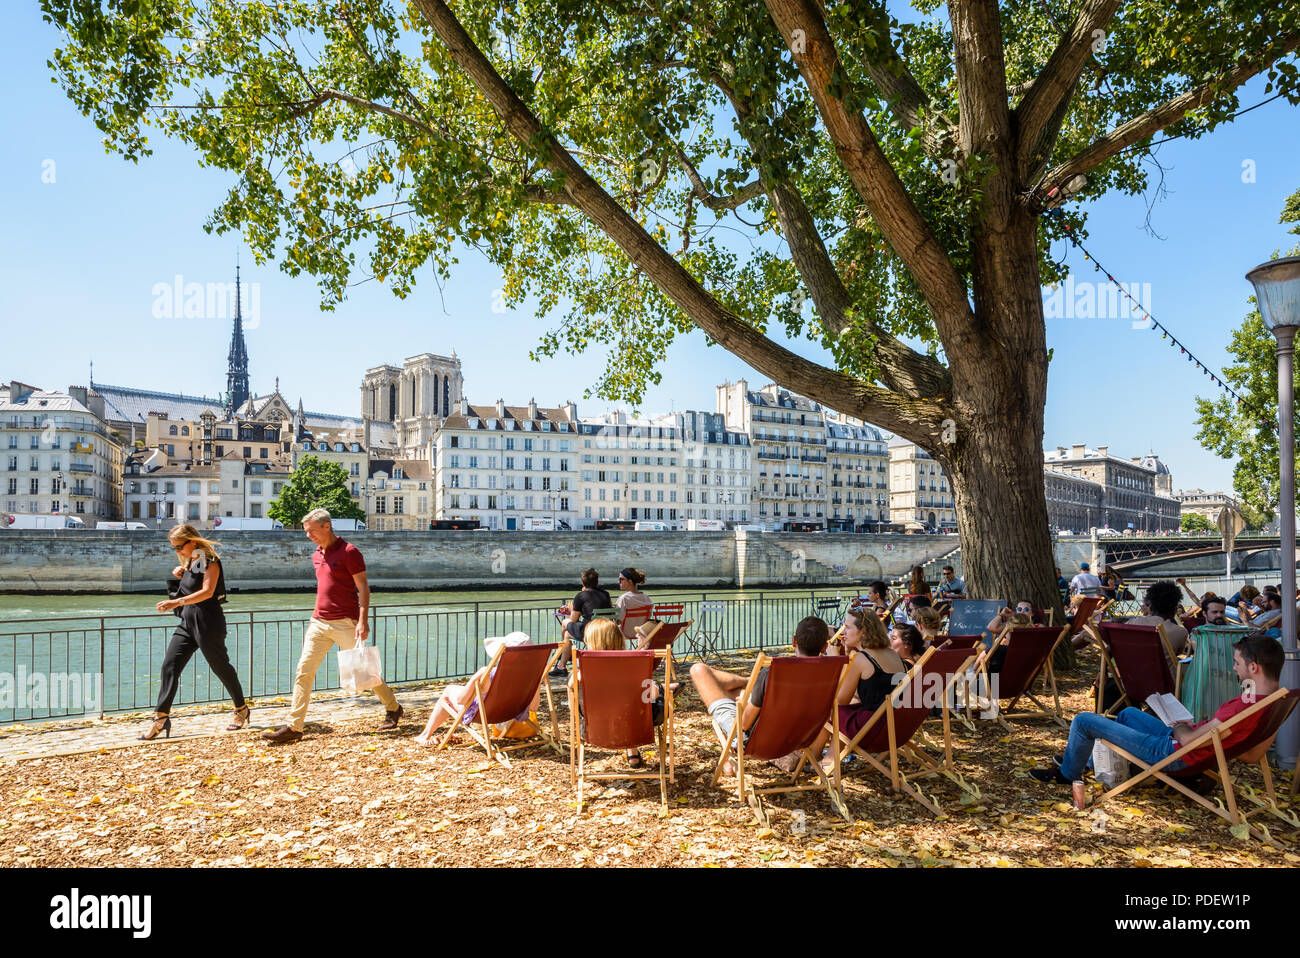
{"left": 41, "top": 0, "right": 1300, "bottom": 604}
{"left": 267, "top": 454, "right": 366, "bottom": 526}
{"left": 41, "top": 0, "right": 1300, "bottom": 424}
{"left": 1180, "top": 512, "right": 1211, "bottom": 533}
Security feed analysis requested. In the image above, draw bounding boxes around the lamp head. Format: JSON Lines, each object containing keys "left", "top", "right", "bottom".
{"left": 1246, "top": 256, "right": 1300, "bottom": 333}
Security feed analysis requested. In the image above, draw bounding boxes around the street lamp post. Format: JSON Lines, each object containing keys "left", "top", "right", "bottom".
{"left": 1247, "top": 255, "right": 1300, "bottom": 769}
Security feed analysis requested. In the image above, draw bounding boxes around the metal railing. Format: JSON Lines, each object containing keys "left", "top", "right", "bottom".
{"left": 0, "top": 587, "right": 868, "bottom": 724}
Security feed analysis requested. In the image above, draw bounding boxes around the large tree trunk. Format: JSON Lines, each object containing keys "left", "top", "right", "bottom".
{"left": 939, "top": 205, "right": 1073, "bottom": 666}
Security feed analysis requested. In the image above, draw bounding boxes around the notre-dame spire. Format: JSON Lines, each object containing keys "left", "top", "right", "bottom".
{"left": 225, "top": 265, "right": 251, "bottom": 418}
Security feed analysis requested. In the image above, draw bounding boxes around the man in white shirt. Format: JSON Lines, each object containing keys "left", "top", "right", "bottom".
{"left": 1069, "top": 561, "right": 1102, "bottom": 596}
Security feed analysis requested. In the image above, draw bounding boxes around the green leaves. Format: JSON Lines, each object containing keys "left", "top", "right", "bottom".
{"left": 267, "top": 455, "right": 364, "bottom": 527}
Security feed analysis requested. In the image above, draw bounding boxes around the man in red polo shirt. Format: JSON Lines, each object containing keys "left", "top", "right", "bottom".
{"left": 263, "top": 509, "right": 403, "bottom": 743}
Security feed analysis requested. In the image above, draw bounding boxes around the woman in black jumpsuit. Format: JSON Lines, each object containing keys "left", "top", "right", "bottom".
{"left": 140, "top": 525, "right": 249, "bottom": 739}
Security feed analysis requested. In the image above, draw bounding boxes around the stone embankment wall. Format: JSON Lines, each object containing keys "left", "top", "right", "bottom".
{"left": 0, "top": 529, "right": 1034, "bottom": 594}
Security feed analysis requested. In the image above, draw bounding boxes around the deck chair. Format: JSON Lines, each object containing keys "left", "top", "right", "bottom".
{"left": 688, "top": 600, "right": 727, "bottom": 662}
{"left": 1181, "top": 612, "right": 1205, "bottom": 632}
{"left": 931, "top": 634, "right": 984, "bottom": 651}
{"left": 633, "top": 621, "right": 691, "bottom": 778}
{"left": 832, "top": 647, "right": 980, "bottom": 814}
{"left": 620, "top": 603, "right": 653, "bottom": 636}
{"left": 1066, "top": 595, "right": 1106, "bottom": 649}
{"left": 710, "top": 654, "right": 851, "bottom": 826}
{"left": 652, "top": 602, "right": 685, "bottom": 621}
{"left": 1096, "top": 688, "right": 1300, "bottom": 843}
{"left": 979, "top": 626, "right": 1069, "bottom": 727}
{"left": 435, "top": 641, "right": 565, "bottom": 768}
{"left": 1089, "top": 622, "right": 1180, "bottom": 717}
{"left": 569, "top": 650, "right": 671, "bottom": 809}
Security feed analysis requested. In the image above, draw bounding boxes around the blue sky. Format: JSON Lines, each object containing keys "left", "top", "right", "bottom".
{"left": 2, "top": 3, "right": 1297, "bottom": 494}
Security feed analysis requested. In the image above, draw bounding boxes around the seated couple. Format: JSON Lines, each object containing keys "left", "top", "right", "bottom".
{"left": 690, "top": 611, "right": 905, "bottom": 775}
{"left": 1029, "top": 633, "right": 1283, "bottom": 785}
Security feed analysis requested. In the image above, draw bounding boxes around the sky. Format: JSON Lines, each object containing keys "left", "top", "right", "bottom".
{"left": 2, "top": 3, "right": 1298, "bottom": 495}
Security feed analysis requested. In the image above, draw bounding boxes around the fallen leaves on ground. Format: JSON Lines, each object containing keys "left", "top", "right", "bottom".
{"left": 1, "top": 648, "right": 1298, "bottom": 867}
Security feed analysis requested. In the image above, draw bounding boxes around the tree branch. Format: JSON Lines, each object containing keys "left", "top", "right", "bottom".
{"left": 674, "top": 148, "right": 766, "bottom": 212}
{"left": 285, "top": 88, "right": 437, "bottom": 136}
{"left": 409, "top": 0, "right": 951, "bottom": 441}
{"left": 1013, "top": 0, "right": 1123, "bottom": 178}
{"left": 1037, "top": 30, "right": 1300, "bottom": 200}
{"left": 706, "top": 72, "right": 952, "bottom": 399}
{"left": 762, "top": 0, "right": 976, "bottom": 345}
{"left": 841, "top": 0, "right": 957, "bottom": 161}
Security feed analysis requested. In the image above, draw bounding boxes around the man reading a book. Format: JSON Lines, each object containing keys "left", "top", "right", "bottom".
{"left": 1030, "top": 634, "right": 1283, "bottom": 785}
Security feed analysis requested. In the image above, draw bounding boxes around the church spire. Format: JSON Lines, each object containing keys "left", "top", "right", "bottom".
{"left": 226, "top": 264, "right": 251, "bottom": 418}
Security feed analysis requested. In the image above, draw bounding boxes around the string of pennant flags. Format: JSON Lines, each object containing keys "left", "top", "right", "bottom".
{"left": 1044, "top": 208, "right": 1246, "bottom": 409}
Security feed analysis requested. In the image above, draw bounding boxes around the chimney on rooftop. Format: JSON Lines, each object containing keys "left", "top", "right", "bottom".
{"left": 1071, "top": 443, "right": 1085, "bottom": 459}
{"left": 496, "top": 398, "right": 505, "bottom": 417}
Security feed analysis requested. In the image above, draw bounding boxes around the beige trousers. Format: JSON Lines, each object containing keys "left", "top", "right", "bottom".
{"left": 288, "top": 616, "right": 398, "bottom": 731}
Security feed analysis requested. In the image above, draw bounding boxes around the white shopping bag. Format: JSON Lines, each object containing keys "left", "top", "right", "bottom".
{"left": 1092, "top": 740, "right": 1130, "bottom": 789}
{"left": 339, "top": 641, "right": 383, "bottom": 693}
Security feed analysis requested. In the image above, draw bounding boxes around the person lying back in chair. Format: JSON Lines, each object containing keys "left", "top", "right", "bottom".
{"left": 1028, "top": 633, "right": 1283, "bottom": 785}
{"left": 690, "top": 615, "right": 830, "bottom": 776}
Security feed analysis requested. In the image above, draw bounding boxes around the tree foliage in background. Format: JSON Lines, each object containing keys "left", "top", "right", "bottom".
{"left": 1195, "top": 187, "right": 1300, "bottom": 532}
{"left": 267, "top": 455, "right": 365, "bottom": 527}
{"left": 40, "top": 0, "right": 1300, "bottom": 611}
{"left": 1180, "top": 512, "right": 1211, "bottom": 533}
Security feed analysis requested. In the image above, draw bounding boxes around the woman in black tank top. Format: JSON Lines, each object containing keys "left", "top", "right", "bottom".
{"left": 140, "top": 525, "right": 249, "bottom": 740}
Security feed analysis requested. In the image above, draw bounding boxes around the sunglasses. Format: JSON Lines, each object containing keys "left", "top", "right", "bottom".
{"left": 1015, "top": 606, "right": 1032, "bottom": 613}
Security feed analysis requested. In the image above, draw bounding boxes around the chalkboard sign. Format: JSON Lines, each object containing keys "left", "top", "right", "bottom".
{"left": 946, "top": 598, "right": 1005, "bottom": 647}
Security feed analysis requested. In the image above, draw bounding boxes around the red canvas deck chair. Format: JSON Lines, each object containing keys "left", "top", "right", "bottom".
{"left": 980, "top": 626, "right": 1069, "bottom": 728}
{"left": 931, "top": 634, "right": 983, "bottom": 651}
{"left": 710, "top": 654, "right": 851, "bottom": 826}
{"left": 1096, "top": 688, "right": 1300, "bottom": 842}
{"left": 832, "top": 647, "right": 978, "bottom": 814}
{"left": 620, "top": 604, "right": 653, "bottom": 637}
{"left": 924, "top": 636, "right": 985, "bottom": 729}
{"left": 636, "top": 619, "right": 694, "bottom": 655}
{"left": 1089, "top": 622, "right": 1180, "bottom": 717}
{"left": 435, "top": 641, "right": 565, "bottom": 768}
{"left": 1066, "top": 595, "right": 1106, "bottom": 650}
{"left": 569, "top": 650, "right": 672, "bottom": 810}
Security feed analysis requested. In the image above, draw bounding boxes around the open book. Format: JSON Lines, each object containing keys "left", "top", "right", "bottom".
{"left": 1146, "top": 693, "right": 1193, "bottom": 726}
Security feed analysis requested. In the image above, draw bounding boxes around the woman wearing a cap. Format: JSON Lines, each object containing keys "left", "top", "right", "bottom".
{"left": 615, "top": 567, "right": 652, "bottom": 642}
{"left": 412, "top": 632, "right": 537, "bottom": 745}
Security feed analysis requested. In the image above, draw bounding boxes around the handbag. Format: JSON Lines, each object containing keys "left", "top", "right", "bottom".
{"left": 338, "top": 640, "right": 384, "bottom": 693}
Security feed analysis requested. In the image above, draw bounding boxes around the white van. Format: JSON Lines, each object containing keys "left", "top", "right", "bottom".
{"left": 633, "top": 521, "right": 669, "bottom": 531}
{"left": 213, "top": 517, "right": 285, "bottom": 531}
{"left": 686, "top": 518, "right": 725, "bottom": 531}
{"left": 96, "top": 521, "right": 150, "bottom": 531}
{"left": 329, "top": 518, "right": 366, "bottom": 531}
{"left": 4, "top": 514, "right": 86, "bottom": 530}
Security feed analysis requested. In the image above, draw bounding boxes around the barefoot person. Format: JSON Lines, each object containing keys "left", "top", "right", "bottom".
{"left": 412, "top": 632, "right": 535, "bottom": 745}
{"left": 263, "top": 509, "right": 403, "bottom": 743}
{"left": 141, "top": 525, "right": 249, "bottom": 740}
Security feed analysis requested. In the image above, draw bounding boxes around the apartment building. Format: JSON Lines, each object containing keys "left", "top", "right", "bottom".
{"left": 1, "top": 382, "right": 124, "bottom": 522}
{"left": 888, "top": 438, "right": 957, "bottom": 531}
{"left": 576, "top": 412, "right": 681, "bottom": 528}
{"left": 825, "top": 414, "right": 890, "bottom": 532}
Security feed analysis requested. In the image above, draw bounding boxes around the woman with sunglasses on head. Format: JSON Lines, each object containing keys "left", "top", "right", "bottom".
{"left": 140, "top": 524, "right": 249, "bottom": 740}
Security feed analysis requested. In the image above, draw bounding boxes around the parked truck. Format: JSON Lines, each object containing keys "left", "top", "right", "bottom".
{"left": 685, "top": 518, "right": 725, "bottom": 531}
{"left": 4, "top": 514, "right": 87, "bottom": 530}
{"left": 96, "top": 521, "right": 150, "bottom": 531}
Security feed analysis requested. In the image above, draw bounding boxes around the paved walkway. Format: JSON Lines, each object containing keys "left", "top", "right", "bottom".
{"left": 0, "top": 679, "right": 483, "bottom": 763}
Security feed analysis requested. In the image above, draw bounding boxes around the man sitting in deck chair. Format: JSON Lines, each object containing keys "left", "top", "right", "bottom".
{"left": 1028, "top": 633, "right": 1282, "bottom": 785}
{"left": 689, "top": 616, "right": 830, "bottom": 775}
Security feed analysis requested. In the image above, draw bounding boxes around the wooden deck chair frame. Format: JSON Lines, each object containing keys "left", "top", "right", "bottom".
{"left": 568, "top": 650, "right": 672, "bottom": 810}
{"left": 911, "top": 646, "right": 985, "bottom": 800}
{"left": 435, "top": 640, "right": 567, "bottom": 768}
{"left": 1084, "top": 622, "right": 1181, "bottom": 717}
{"left": 830, "top": 648, "right": 965, "bottom": 816}
{"left": 709, "top": 653, "right": 851, "bottom": 827}
{"left": 978, "top": 626, "right": 1069, "bottom": 728}
{"left": 1095, "top": 688, "right": 1299, "bottom": 843}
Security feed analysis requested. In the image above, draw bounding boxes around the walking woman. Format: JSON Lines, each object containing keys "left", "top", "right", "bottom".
{"left": 141, "top": 525, "right": 249, "bottom": 740}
